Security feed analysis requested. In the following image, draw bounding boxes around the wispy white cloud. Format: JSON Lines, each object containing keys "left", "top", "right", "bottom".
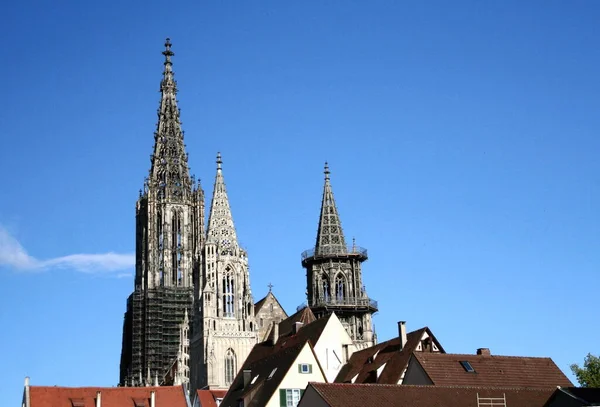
{"left": 0, "top": 226, "right": 134, "bottom": 274}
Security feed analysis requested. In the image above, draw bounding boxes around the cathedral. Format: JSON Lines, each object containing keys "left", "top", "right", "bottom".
{"left": 119, "top": 39, "right": 377, "bottom": 392}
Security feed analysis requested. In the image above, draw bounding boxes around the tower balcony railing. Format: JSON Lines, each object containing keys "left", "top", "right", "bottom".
{"left": 310, "top": 296, "right": 378, "bottom": 311}
{"left": 301, "top": 245, "right": 368, "bottom": 261}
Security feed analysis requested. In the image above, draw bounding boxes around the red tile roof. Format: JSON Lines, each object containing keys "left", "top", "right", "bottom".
{"left": 196, "top": 389, "right": 227, "bottom": 407}
{"left": 28, "top": 385, "right": 187, "bottom": 407}
{"left": 306, "top": 383, "right": 555, "bottom": 407}
{"left": 413, "top": 352, "right": 573, "bottom": 388}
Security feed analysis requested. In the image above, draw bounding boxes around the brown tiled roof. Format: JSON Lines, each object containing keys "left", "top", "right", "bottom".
{"left": 220, "top": 341, "right": 311, "bottom": 407}
{"left": 544, "top": 387, "right": 600, "bottom": 406}
{"left": 277, "top": 307, "right": 316, "bottom": 338}
{"left": 413, "top": 352, "right": 573, "bottom": 388}
{"left": 335, "top": 326, "right": 444, "bottom": 384}
{"left": 196, "top": 389, "right": 227, "bottom": 407}
{"left": 28, "top": 385, "right": 187, "bottom": 407}
{"left": 306, "top": 383, "right": 555, "bottom": 407}
{"left": 560, "top": 387, "right": 600, "bottom": 403}
{"left": 221, "top": 311, "right": 328, "bottom": 407}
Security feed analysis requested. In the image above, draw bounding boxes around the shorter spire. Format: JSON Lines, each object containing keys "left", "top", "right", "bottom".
{"left": 315, "top": 162, "right": 347, "bottom": 255}
{"left": 206, "top": 153, "right": 238, "bottom": 245}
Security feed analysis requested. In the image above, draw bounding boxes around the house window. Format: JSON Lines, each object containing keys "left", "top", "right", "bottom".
{"left": 225, "top": 348, "right": 236, "bottom": 385}
{"left": 298, "top": 363, "right": 312, "bottom": 374}
{"left": 279, "top": 389, "right": 303, "bottom": 407}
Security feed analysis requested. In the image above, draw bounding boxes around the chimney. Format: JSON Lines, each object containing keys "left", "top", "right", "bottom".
{"left": 24, "top": 377, "right": 31, "bottom": 407}
{"left": 272, "top": 322, "right": 279, "bottom": 345}
{"left": 150, "top": 391, "right": 156, "bottom": 407}
{"left": 398, "top": 321, "right": 407, "bottom": 350}
{"left": 477, "top": 348, "right": 491, "bottom": 356}
{"left": 243, "top": 369, "right": 252, "bottom": 388}
{"left": 293, "top": 322, "right": 304, "bottom": 334}
{"left": 95, "top": 391, "right": 101, "bottom": 407}
{"left": 342, "top": 344, "right": 350, "bottom": 363}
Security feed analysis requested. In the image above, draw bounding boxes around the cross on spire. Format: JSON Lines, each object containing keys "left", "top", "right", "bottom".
{"left": 267, "top": 282, "right": 274, "bottom": 292}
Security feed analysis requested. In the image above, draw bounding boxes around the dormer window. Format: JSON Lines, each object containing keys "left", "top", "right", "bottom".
{"left": 460, "top": 360, "right": 475, "bottom": 373}
{"left": 69, "top": 399, "right": 85, "bottom": 407}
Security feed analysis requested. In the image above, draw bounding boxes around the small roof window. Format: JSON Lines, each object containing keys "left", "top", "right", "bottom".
{"left": 70, "top": 399, "right": 85, "bottom": 407}
{"left": 460, "top": 360, "right": 475, "bottom": 373}
{"left": 267, "top": 367, "right": 277, "bottom": 380}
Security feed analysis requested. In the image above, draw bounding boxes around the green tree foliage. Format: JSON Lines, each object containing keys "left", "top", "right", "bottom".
{"left": 570, "top": 353, "right": 600, "bottom": 388}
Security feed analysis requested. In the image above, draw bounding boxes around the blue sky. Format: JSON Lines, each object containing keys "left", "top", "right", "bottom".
{"left": 1, "top": 0, "right": 599, "bottom": 404}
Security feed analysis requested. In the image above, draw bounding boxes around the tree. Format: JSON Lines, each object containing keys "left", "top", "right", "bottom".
{"left": 570, "top": 353, "right": 600, "bottom": 388}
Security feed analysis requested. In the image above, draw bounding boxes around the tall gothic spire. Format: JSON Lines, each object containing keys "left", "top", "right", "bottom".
{"left": 315, "top": 162, "right": 347, "bottom": 255}
{"left": 206, "top": 153, "right": 238, "bottom": 245}
{"left": 148, "top": 38, "right": 192, "bottom": 201}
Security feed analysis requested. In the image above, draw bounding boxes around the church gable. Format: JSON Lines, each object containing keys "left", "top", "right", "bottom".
{"left": 254, "top": 290, "right": 288, "bottom": 342}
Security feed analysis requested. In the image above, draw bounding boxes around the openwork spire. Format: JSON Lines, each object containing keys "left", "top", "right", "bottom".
{"left": 206, "top": 153, "right": 238, "bottom": 246}
{"left": 315, "top": 162, "right": 347, "bottom": 255}
{"left": 148, "top": 38, "right": 192, "bottom": 201}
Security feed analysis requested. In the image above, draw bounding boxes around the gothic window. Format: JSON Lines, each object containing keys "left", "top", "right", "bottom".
{"left": 322, "top": 274, "right": 330, "bottom": 302}
{"left": 357, "top": 319, "right": 364, "bottom": 340}
{"left": 335, "top": 274, "right": 346, "bottom": 302}
{"left": 223, "top": 270, "right": 235, "bottom": 318}
{"left": 224, "top": 348, "right": 236, "bottom": 385}
{"left": 172, "top": 212, "right": 183, "bottom": 285}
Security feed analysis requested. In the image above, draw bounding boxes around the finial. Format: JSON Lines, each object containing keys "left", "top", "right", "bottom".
{"left": 163, "top": 37, "right": 174, "bottom": 60}
{"left": 324, "top": 161, "right": 330, "bottom": 180}
{"left": 267, "top": 282, "right": 274, "bottom": 292}
{"left": 352, "top": 237, "right": 356, "bottom": 252}
{"left": 217, "top": 152, "right": 222, "bottom": 171}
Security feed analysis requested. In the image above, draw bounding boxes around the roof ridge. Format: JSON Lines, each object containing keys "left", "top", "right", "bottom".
{"left": 416, "top": 352, "right": 555, "bottom": 360}
{"left": 30, "top": 385, "right": 173, "bottom": 390}
{"left": 311, "top": 382, "right": 556, "bottom": 391}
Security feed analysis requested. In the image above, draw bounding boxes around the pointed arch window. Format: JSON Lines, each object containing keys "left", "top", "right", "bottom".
{"left": 335, "top": 274, "right": 346, "bottom": 302}
{"left": 224, "top": 348, "right": 236, "bottom": 385}
{"left": 223, "top": 269, "right": 235, "bottom": 317}
{"left": 322, "top": 274, "right": 330, "bottom": 303}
